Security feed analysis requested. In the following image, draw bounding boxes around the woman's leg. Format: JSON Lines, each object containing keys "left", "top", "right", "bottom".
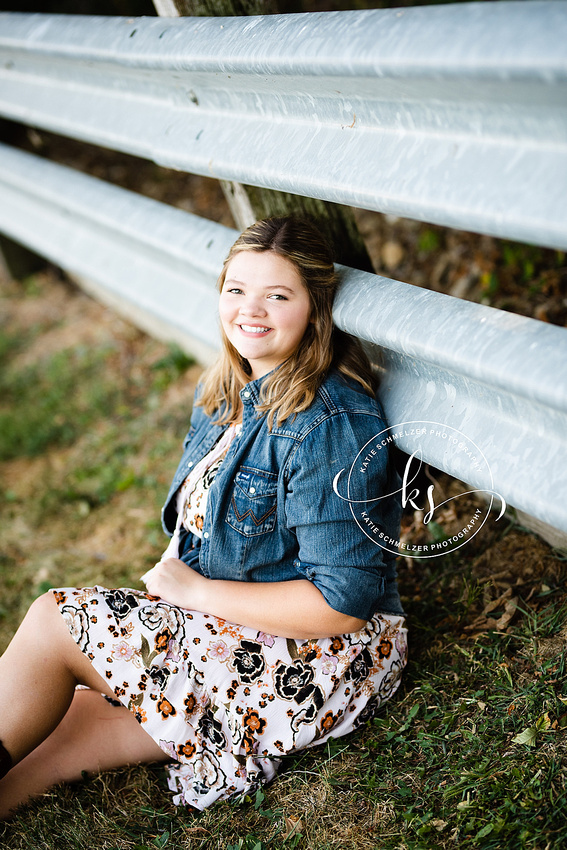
{"left": 0, "top": 592, "right": 169, "bottom": 817}
{"left": 0, "top": 688, "right": 170, "bottom": 817}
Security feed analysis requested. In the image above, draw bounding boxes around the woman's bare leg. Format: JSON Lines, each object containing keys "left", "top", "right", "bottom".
{"left": 0, "top": 592, "right": 169, "bottom": 817}
{"left": 0, "top": 688, "right": 169, "bottom": 817}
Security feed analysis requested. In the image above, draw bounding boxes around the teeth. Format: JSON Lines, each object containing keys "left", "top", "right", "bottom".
{"left": 240, "top": 325, "right": 270, "bottom": 333}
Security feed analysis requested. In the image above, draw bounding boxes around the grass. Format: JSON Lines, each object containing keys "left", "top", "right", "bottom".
{"left": 1, "top": 270, "right": 566, "bottom": 849}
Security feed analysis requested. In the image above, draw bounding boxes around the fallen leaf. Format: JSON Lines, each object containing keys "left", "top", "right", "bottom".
{"left": 496, "top": 596, "right": 518, "bottom": 629}
{"left": 483, "top": 587, "right": 512, "bottom": 615}
{"left": 282, "top": 817, "right": 303, "bottom": 840}
{"left": 512, "top": 726, "right": 537, "bottom": 747}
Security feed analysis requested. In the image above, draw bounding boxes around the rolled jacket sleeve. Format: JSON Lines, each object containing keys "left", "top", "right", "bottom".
{"left": 284, "top": 410, "right": 402, "bottom": 621}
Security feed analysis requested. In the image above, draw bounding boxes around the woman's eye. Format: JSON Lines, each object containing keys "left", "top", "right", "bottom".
{"left": 269, "top": 293, "right": 287, "bottom": 301}
{"left": 226, "top": 287, "right": 242, "bottom": 294}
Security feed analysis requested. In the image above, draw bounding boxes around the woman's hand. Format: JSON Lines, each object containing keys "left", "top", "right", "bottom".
{"left": 141, "top": 558, "right": 207, "bottom": 611}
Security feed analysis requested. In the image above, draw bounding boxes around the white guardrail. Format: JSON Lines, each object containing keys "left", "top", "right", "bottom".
{"left": 0, "top": 3, "right": 566, "bottom": 539}
{"left": 0, "top": 4, "right": 566, "bottom": 247}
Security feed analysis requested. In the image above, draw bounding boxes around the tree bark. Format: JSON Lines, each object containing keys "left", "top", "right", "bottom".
{"left": 0, "top": 235, "right": 47, "bottom": 281}
{"left": 154, "top": 0, "right": 299, "bottom": 16}
{"left": 153, "top": 0, "right": 373, "bottom": 270}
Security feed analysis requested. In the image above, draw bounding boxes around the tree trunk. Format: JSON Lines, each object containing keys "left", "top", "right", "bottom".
{"left": 152, "top": 0, "right": 373, "bottom": 271}
{"left": 0, "top": 235, "right": 46, "bottom": 281}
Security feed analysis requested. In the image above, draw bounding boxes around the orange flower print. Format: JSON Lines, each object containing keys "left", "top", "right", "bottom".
{"left": 133, "top": 707, "right": 148, "bottom": 724}
{"left": 329, "top": 637, "right": 345, "bottom": 655}
{"left": 378, "top": 638, "right": 393, "bottom": 659}
{"left": 157, "top": 696, "right": 176, "bottom": 718}
{"left": 320, "top": 710, "right": 336, "bottom": 733}
{"left": 195, "top": 514, "right": 204, "bottom": 531}
{"left": 54, "top": 591, "right": 67, "bottom": 605}
{"left": 155, "top": 629, "right": 172, "bottom": 652}
{"left": 243, "top": 709, "right": 266, "bottom": 735}
{"left": 177, "top": 741, "right": 196, "bottom": 758}
{"left": 184, "top": 694, "right": 197, "bottom": 716}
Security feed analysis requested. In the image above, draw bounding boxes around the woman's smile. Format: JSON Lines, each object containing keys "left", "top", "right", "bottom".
{"left": 239, "top": 324, "right": 272, "bottom": 335}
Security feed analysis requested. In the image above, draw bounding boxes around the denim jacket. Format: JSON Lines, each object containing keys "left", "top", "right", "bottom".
{"left": 161, "top": 370, "right": 404, "bottom": 621}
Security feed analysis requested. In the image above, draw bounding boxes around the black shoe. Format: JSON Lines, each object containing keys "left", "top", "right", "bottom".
{"left": 0, "top": 740, "right": 12, "bottom": 779}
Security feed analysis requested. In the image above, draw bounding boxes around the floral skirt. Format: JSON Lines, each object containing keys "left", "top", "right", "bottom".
{"left": 53, "top": 586, "right": 407, "bottom": 810}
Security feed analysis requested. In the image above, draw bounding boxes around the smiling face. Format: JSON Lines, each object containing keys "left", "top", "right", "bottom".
{"left": 219, "top": 250, "right": 312, "bottom": 380}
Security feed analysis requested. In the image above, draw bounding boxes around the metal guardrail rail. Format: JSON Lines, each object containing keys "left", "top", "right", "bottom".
{"left": 0, "top": 2, "right": 566, "bottom": 249}
{"left": 1, "top": 143, "right": 566, "bottom": 535}
{"left": 0, "top": 144, "right": 236, "bottom": 364}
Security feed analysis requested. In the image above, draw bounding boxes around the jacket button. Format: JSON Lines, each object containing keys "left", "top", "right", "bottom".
{"left": 243, "top": 390, "right": 251, "bottom": 398}
{"left": 249, "top": 486, "right": 256, "bottom": 494}
{"left": 203, "top": 532, "right": 209, "bottom": 539}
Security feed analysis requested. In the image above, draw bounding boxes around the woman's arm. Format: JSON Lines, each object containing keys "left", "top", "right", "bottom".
{"left": 142, "top": 558, "right": 366, "bottom": 639}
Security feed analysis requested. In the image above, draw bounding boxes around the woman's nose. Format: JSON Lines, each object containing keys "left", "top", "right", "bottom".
{"left": 240, "top": 296, "right": 266, "bottom": 317}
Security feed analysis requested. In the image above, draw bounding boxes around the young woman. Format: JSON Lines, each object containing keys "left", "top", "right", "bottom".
{"left": 0, "top": 216, "right": 407, "bottom": 816}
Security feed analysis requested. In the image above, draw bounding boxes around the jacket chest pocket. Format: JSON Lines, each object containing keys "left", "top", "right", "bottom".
{"left": 226, "top": 467, "right": 278, "bottom": 537}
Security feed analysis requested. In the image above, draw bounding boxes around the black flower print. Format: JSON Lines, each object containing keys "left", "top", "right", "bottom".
{"left": 202, "top": 458, "right": 223, "bottom": 490}
{"left": 378, "top": 659, "right": 403, "bottom": 700}
{"left": 290, "top": 686, "right": 325, "bottom": 732}
{"left": 346, "top": 646, "right": 374, "bottom": 686}
{"left": 105, "top": 590, "right": 140, "bottom": 621}
{"left": 139, "top": 603, "right": 185, "bottom": 638}
{"left": 60, "top": 605, "right": 90, "bottom": 652}
{"left": 229, "top": 639, "right": 266, "bottom": 684}
{"left": 363, "top": 617, "right": 383, "bottom": 640}
{"left": 192, "top": 751, "right": 227, "bottom": 797}
{"left": 147, "top": 665, "right": 171, "bottom": 691}
{"left": 274, "top": 660, "right": 317, "bottom": 703}
{"left": 352, "top": 695, "right": 380, "bottom": 729}
{"left": 198, "top": 710, "right": 228, "bottom": 750}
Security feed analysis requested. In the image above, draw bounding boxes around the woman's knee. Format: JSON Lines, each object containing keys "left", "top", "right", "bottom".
{"left": 22, "top": 590, "right": 61, "bottom": 636}
{"left": 18, "top": 591, "right": 88, "bottom": 673}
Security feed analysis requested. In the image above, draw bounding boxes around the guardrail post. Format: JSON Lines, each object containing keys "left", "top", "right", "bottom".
{"left": 153, "top": 0, "right": 374, "bottom": 271}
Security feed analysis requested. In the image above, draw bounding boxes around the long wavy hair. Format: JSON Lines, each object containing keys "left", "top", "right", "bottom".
{"left": 197, "top": 216, "right": 378, "bottom": 428}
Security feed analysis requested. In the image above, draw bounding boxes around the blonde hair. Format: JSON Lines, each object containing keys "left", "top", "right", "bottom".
{"left": 198, "top": 216, "right": 378, "bottom": 428}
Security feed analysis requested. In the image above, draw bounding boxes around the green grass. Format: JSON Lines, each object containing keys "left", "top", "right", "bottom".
{"left": 0, "top": 343, "right": 122, "bottom": 459}
{"left": 1, "top": 272, "right": 566, "bottom": 849}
